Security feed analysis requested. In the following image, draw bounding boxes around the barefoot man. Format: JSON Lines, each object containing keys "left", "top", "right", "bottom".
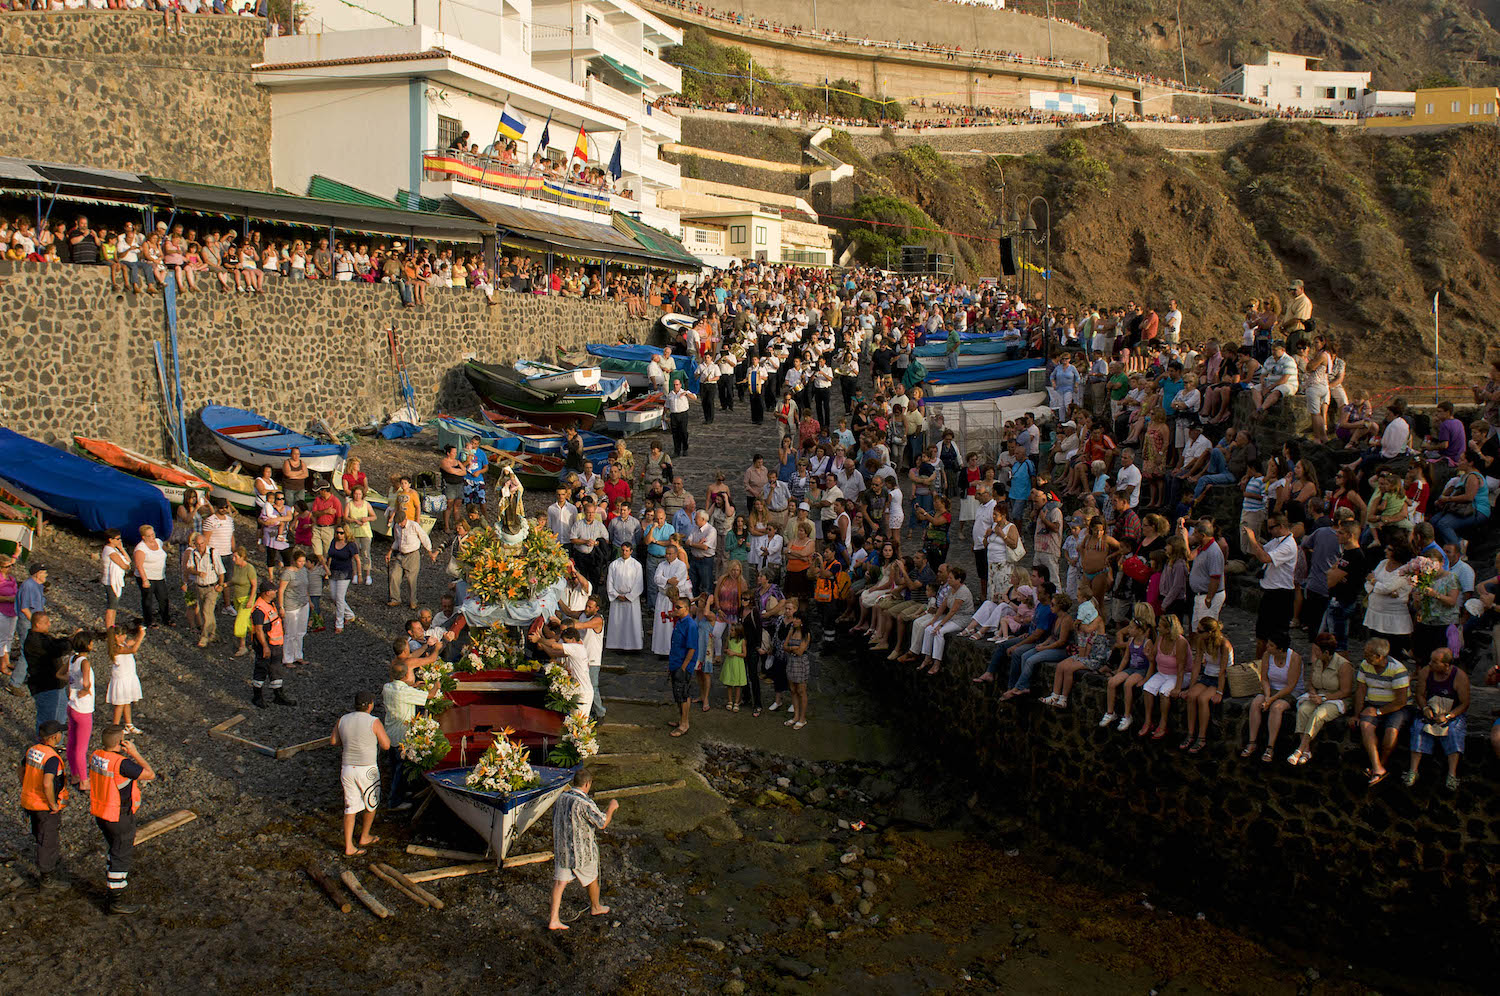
{"left": 331, "top": 690, "right": 389, "bottom": 856}
{"left": 548, "top": 767, "right": 618, "bottom": 930}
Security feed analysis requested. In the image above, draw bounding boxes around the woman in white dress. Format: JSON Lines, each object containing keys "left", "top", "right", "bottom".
{"left": 604, "top": 544, "right": 644, "bottom": 652}
{"left": 107, "top": 620, "right": 147, "bottom": 734}
{"left": 1363, "top": 542, "right": 1415, "bottom": 659}
{"left": 650, "top": 542, "right": 692, "bottom": 657}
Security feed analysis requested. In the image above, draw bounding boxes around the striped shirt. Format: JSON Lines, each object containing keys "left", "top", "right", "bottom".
{"left": 1356, "top": 657, "right": 1410, "bottom": 706}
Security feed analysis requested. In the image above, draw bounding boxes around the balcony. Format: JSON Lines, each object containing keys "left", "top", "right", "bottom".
{"left": 421, "top": 151, "right": 615, "bottom": 215}
{"left": 638, "top": 50, "right": 681, "bottom": 93}
{"left": 621, "top": 149, "right": 680, "bottom": 187}
{"left": 642, "top": 103, "right": 681, "bottom": 142}
{"left": 585, "top": 77, "right": 645, "bottom": 120}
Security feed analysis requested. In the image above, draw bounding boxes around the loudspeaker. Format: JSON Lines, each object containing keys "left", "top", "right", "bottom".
{"left": 999, "top": 236, "right": 1017, "bottom": 276}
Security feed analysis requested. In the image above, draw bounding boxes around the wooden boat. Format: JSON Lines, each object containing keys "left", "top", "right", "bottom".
{"left": 514, "top": 359, "right": 601, "bottom": 394}
{"left": 71, "top": 436, "right": 212, "bottom": 505}
{"left": 424, "top": 764, "right": 577, "bottom": 862}
{"left": 914, "top": 338, "right": 1025, "bottom": 368}
{"left": 184, "top": 459, "right": 260, "bottom": 511}
{"left": 923, "top": 358, "right": 1044, "bottom": 399}
{"left": 464, "top": 360, "right": 559, "bottom": 407}
{"left": 201, "top": 404, "right": 348, "bottom": 473}
{"left": 431, "top": 415, "right": 523, "bottom": 455}
{"left": 479, "top": 445, "right": 564, "bottom": 490}
{"left": 0, "top": 486, "right": 39, "bottom": 563}
{"left": 586, "top": 343, "right": 700, "bottom": 393}
{"left": 602, "top": 393, "right": 664, "bottom": 435}
{"left": 478, "top": 407, "right": 614, "bottom": 464}
{"left": 436, "top": 701, "right": 564, "bottom": 769}
{"left": 481, "top": 396, "right": 600, "bottom": 431}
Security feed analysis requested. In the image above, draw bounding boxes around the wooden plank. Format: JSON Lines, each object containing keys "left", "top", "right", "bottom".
{"left": 600, "top": 722, "right": 641, "bottom": 731}
{"left": 133, "top": 809, "right": 198, "bottom": 845}
{"left": 405, "top": 862, "right": 494, "bottom": 884}
{"left": 595, "top": 779, "right": 686, "bottom": 801}
{"left": 340, "top": 870, "right": 393, "bottom": 919}
{"left": 210, "top": 713, "right": 247, "bottom": 733}
{"left": 502, "top": 850, "right": 553, "bottom": 869}
{"left": 377, "top": 863, "right": 444, "bottom": 910}
{"left": 369, "top": 863, "right": 433, "bottom": 909}
{"left": 210, "top": 730, "right": 277, "bottom": 757}
{"left": 306, "top": 865, "right": 351, "bottom": 913}
{"left": 603, "top": 696, "right": 669, "bottom": 706}
{"left": 405, "top": 845, "right": 487, "bottom": 862}
{"left": 275, "top": 737, "right": 333, "bottom": 760}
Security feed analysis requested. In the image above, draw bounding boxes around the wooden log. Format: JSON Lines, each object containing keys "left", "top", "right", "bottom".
{"left": 600, "top": 722, "right": 642, "bottom": 731}
{"left": 405, "top": 862, "right": 493, "bottom": 884}
{"left": 603, "top": 696, "right": 670, "bottom": 706}
{"left": 405, "top": 845, "right": 487, "bottom": 862}
{"left": 340, "top": 870, "right": 392, "bottom": 919}
{"left": 595, "top": 779, "right": 686, "bottom": 800}
{"left": 306, "top": 865, "right": 351, "bottom": 913}
{"left": 133, "top": 809, "right": 198, "bottom": 845}
{"left": 210, "top": 714, "right": 247, "bottom": 733}
{"left": 410, "top": 791, "right": 435, "bottom": 823}
{"left": 275, "top": 737, "right": 334, "bottom": 760}
{"left": 376, "top": 863, "right": 444, "bottom": 910}
{"left": 369, "top": 863, "right": 432, "bottom": 909}
{"left": 210, "top": 728, "right": 277, "bottom": 757}
{"left": 502, "top": 850, "right": 553, "bottom": 869}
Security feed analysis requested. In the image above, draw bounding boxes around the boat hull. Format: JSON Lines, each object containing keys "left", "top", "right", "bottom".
{"left": 483, "top": 398, "right": 600, "bottom": 430}
{"left": 424, "top": 765, "right": 577, "bottom": 861}
{"left": 516, "top": 361, "right": 601, "bottom": 394}
{"left": 200, "top": 405, "right": 349, "bottom": 473}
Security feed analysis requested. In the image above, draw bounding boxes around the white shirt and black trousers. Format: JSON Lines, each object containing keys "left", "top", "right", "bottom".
{"left": 1256, "top": 533, "right": 1298, "bottom": 648}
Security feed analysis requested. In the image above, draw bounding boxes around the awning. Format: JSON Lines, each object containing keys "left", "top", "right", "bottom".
{"left": 0, "top": 155, "right": 171, "bottom": 203}
{"left": 450, "top": 194, "right": 698, "bottom": 270}
{"left": 596, "top": 54, "right": 648, "bottom": 90}
{"left": 151, "top": 178, "right": 494, "bottom": 242}
{"left": 612, "top": 212, "right": 701, "bottom": 269}
{"left": 306, "top": 174, "right": 402, "bottom": 210}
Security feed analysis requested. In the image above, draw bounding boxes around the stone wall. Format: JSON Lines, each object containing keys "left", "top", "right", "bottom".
{"left": 0, "top": 262, "right": 641, "bottom": 455}
{"left": 863, "top": 636, "right": 1498, "bottom": 981}
{"left": 0, "top": 12, "right": 271, "bottom": 190}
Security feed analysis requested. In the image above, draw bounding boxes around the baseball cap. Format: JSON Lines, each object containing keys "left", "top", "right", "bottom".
{"left": 798, "top": 501, "right": 811, "bottom": 511}
{"left": 1289, "top": 279, "right": 1304, "bottom": 290}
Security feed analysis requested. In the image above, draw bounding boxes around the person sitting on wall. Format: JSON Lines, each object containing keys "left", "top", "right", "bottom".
{"left": 1249, "top": 340, "right": 1299, "bottom": 413}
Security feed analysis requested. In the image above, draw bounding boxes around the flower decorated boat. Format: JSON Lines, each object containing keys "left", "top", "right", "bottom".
{"left": 436, "top": 703, "right": 565, "bottom": 767}
{"left": 456, "top": 521, "right": 572, "bottom": 627}
{"left": 424, "top": 763, "right": 577, "bottom": 862}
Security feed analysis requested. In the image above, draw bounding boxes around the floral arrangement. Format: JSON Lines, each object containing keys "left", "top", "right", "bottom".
{"left": 462, "top": 624, "right": 528, "bottom": 673}
{"left": 413, "top": 657, "right": 458, "bottom": 716}
{"left": 464, "top": 729, "right": 541, "bottom": 794}
{"left": 547, "top": 712, "right": 601, "bottom": 767}
{"left": 1399, "top": 556, "right": 1445, "bottom": 593}
{"left": 399, "top": 713, "right": 451, "bottom": 770}
{"left": 542, "top": 661, "right": 583, "bottom": 714}
{"left": 457, "top": 524, "right": 572, "bottom": 606}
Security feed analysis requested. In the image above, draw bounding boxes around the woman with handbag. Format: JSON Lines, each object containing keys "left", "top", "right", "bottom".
{"left": 1180, "top": 617, "right": 1235, "bottom": 754}
{"left": 985, "top": 505, "right": 1024, "bottom": 600}
{"left": 1286, "top": 633, "right": 1353, "bottom": 766}
{"left": 1428, "top": 451, "right": 1491, "bottom": 549}
{"left": 1240, "top": 636, "right": 1303, "bottom": 762}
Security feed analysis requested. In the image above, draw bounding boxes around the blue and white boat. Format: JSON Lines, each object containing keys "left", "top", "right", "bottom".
{"left": 0, "top": 428, "right": 172, "bottom": 542}
{"left": 585, "top": 343, "right": 701, "bottom": 393}
{"left": 477, "top": 409, "right": 615, "bottom": 465}
{"left": 425, "top": 765, "right": 577, "bottom": 861}
{"left": 924, "top": 357, "right": 1044, "bottom": 398}
{"left": 432, "top": 415, "right": 524, "bottom": 454}
{"left": 200, "top": 404, "right": 349, "bottom": 473}
{"left": 914, "top": 337, "right": 1025, "bottom": 368}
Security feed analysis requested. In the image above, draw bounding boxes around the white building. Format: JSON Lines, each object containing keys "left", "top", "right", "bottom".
{"left": 1219, "top": 51, "right": 1371, "bottom": 114}
{"left": 256, "top": 0, "right": 683, "bottom": 236}
{"left": 1358, "top": 89, "right": 1417, "bottom": 118}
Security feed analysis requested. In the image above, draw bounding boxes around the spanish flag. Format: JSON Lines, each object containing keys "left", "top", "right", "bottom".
{"left": 495, "top": 102, "right": 528, "bottom": 143}
{"left": 572, "top": 124, "right": 589, "bottom": 162}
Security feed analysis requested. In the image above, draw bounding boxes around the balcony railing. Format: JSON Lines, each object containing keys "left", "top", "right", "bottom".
{"left": 422, "top": 151, "right": 615, "bottom": 215}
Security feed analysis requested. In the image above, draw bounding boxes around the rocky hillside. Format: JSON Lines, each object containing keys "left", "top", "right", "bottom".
{"left": 1067, "top": 0, "right": 1500, "bottom": 90}
{"left": 825, "top": 122, "right": 1500, "bottom": 388}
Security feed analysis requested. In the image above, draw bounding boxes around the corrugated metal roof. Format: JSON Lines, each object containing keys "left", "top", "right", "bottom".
{"left": 613, "top": 212, "right": 700, "bottom": 267}
{"left": 306, "top": 175, "right": 401, "bottom": 210}
{"left": 450, "top": 194, "right": 697, "bottom": 269}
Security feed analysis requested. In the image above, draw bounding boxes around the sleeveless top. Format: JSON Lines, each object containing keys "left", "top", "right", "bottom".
{"left": 1127, "top": 637, "right": 1150, "bottom": 671}
{"left": 1425, "top": 665, "right": 1459, "bottom": 702}
{"left": 1155, "top": 645, "right": 1180, "bottom": 676}
{"left": 1265, "top": 651, "right": 1302, "bottom": 694}
{"left": 1198, "top": 643, "right": 1231, "bottom": 679}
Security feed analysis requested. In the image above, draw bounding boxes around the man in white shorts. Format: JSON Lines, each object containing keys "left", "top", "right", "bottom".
{"left": 548, "top": 767, "right": 618, "bottom": 930}
{"left": 331, "top": 690, "right": 389, "bottom": 856}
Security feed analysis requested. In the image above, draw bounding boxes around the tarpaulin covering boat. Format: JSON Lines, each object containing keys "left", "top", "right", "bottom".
{"left": 0, "top": 428, "right": 172, "bottom": 542}
{"left": 585, "top": 343, "right": 700, "bottom": 393}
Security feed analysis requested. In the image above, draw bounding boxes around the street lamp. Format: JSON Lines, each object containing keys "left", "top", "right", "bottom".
{"left": 1013, "top": 195, "right": 1051, "bottom": 352}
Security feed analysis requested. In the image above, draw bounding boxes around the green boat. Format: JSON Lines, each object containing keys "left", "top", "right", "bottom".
{"left": 464, "top": 361, "right": 601, "bottom": 429}
{"left": 0, "top": 486, "right": 38, "bottom": 563}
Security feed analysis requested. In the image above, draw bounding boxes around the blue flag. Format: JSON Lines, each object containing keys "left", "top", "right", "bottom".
{"left": 609, "top": 138, "right": 623, "bottom": 180}
{"left": 537, "top": 112, "right": 552, "bottom": 153}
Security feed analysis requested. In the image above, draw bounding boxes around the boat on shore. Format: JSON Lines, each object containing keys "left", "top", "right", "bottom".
{"left": 432, "top": 415, "right": 523, "bottom": 455}
{"left": 184, "top": 459, "right": 260, "bottom": 511}
{"left": 603, "top": 394, "right": 664, "bottom": 434}
{"left": 924, "top": 357, "right": 1044, "bottom": 398}
{"left": 478, "top": 445, "right": 565, "bottom": 489}
{"left": 585, "top": 343, "right": 700, "bottom": 393}
{"left": 514, "top": 359, "right": 605, "bottom": 395}
{"left": 71, "top": 436, "right": 212, "bottom": 505}
{"left": 201, "top": 405, "right": 348, "bottom": 473}
{"left": 481, "top": 396, "right": 600, "bottom": 430}
{"left": 436, "top": 700, "right": 564, "bottom": 768}
{"left": 478, "top": 408, "right": 615, "bottom": 464}
{"left": 0, "top": 427, "right": 173, "bottom": 541}
{"left": 0, "top": 486, "right": 39, "bottom": 562}
{"left": 914, "top": 338, "right": 1025, "bottom": 369}
{"left": 424, "top": 764, "right": 577, "bottom": 861}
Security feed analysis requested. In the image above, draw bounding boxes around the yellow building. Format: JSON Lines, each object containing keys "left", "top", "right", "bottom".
{"left": 1365, "top": 86, "right": 1499, "bottom": 129}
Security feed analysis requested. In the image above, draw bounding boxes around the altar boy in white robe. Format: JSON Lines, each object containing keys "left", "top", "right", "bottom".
{"left": 650, "top": 542, "right": 692, "bottom": 657}
{"left": 604, "top": 542, "right": 644, "bottom": 653}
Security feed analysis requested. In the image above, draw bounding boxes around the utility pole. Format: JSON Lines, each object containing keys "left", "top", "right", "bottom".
{"left": 1045, "top": 0, "right": 1054, "bottom": 60}
{"left": 1176, "top": 0, "right": 1189, "bottom": 86}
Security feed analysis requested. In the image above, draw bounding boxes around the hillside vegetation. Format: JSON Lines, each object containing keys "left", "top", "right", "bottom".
{"left": 833, "top": 123, "right": 1500, "bottom": 387}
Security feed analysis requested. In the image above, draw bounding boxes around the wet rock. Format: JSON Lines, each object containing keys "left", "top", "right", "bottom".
{"left": 723, "top": 982, "right": 747, "bottom": 995}
{"left": 691, "top": 937, "right": 726, "bottom": 953}
{"left": 861, "top": 880, "right": 877, "bottom": 897}
{"left": 775, "top": 956, "right": 814, "bottom": 979}
{"left": 839, "top": 849, "right": 861, "bottom": 865}
{"left": 806, "top": 786, "right": 828, "bottom": 806}
{"left": 754, "top": 790, "right": 801, "bottom": 809}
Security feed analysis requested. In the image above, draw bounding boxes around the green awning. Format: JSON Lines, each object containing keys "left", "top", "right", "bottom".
{"left": 597, "top": 54, "right": 647, "bottom": 89}
{"left": 613, "top": 212, "right": 700, "bottom": 269}
{"left": 306, "top": 174, "right": 401, "bottom": 210}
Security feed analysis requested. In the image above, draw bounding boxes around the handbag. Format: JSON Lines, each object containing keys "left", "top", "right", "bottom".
{"left": 1006, "top": 535, "right": 1027, "bottom": 564}
{"left": 1224, "top": 659, "right": 1262, "bottom": 698}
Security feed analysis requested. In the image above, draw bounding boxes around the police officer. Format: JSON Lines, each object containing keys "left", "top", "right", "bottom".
{"left": 19, "top": 719, "right": 68, "bottom": 890}
{"left": 89, "top": 723, "right": 155, "bottom": 914}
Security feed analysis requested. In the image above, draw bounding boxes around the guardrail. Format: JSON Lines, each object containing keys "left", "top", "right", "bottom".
{"left": 421, "top": 152, "right": 613, "bottom": 214}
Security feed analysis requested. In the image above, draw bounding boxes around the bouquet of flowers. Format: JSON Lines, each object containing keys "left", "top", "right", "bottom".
{"left": 542, "top": 661, "right": 583, "bottom": 714}
{"left": 399, "top": 713, "right": 451, "bottom": 770}
{"left": 464, "top": 729, "right": 541, "bottom": 794}
{"left": 413, "top": 657, "right": 458, "bottom": 716}
{"left": 547, "top": 712, "right": 601, "bottom": 767}
{"left": 1398, "top": 556, "right": 1445, "bottom": 593}
{"left": 458, "top": 524, "right": 572, "bottom": 606}
{"left": 462, "top": 624, "right": 527, "bottom": 673}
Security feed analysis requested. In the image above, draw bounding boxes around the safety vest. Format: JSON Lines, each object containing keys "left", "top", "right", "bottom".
{"left": 254, "top": 597, "right": 284, "bottom": 646}
{"left": 813, "top": 575, "right": 834, "bottom": 603}
{"left": 88, "top": 749, "right": 140, "bottom": 821}
{"left": 20, "top": 743, "right": 67, "bottom": 811}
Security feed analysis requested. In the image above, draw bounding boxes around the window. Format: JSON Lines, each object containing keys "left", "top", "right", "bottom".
{"left": 1472, "top": 103, "right": 1481, "bottom": 116}
{"left": 1488, "top": 103, "right": 1496, "bottom": 115}
{"left": 1260, "top": 84, "right": 1269, "bottom": 97}
{"left": 1293, "top": 85, "right": 1303, "bottom": 98}
{"left": 730, "top": 226, "right": 746, "bottom": 244}
{"left": 1346, "top": 87, "right": 1358, "bottom": 98}
{"left": 1424, "top": 102, "right": 1434, "bottom": 115}
{"left": 1321, "top": 87, "right": 1336, "bottom": 99}
{"left": 1452, "top": 100, "right": 1462, "bottom": 113}
{"left": 437, "top": 115, "right": 463, "bottom": 152}
{"left": 755, "top": 226, "right": 767, "bottom": 246}
{"left": 692, "top": 228, "right": 711, "bottom": 243}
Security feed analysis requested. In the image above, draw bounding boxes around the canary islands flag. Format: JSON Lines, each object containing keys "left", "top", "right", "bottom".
{"left": 496, "top": 102, "right": 528, "bottom": 143}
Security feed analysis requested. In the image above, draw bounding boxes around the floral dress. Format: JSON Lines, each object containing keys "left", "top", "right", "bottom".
{"left": 1143, "top": 420, "right": 1169, "bottom": 477}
